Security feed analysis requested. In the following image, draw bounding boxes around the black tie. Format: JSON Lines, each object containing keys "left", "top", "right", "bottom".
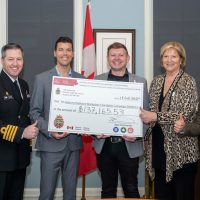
{"left": 13, "top": 80, "right": 22, "bottom": 103}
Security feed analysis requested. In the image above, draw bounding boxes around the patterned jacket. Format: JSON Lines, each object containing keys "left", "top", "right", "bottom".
{"left": 145, "top": 69, "right": 199, "bottom": 182}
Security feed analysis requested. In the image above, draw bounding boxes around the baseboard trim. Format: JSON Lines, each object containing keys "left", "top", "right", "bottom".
{"left": 23, "top": 187, "right": 144, "bottom": 199}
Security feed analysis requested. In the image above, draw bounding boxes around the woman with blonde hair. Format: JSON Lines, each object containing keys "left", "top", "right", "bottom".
{"left": 140, "top": 41, "right": 199, "bottom": 200}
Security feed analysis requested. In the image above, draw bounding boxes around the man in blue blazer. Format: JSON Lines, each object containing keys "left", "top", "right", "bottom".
{"left": 30, "top": 37, "right": 83, "bottom": 200}
{"left": 93, "top": 42, "right": 149, "bottom": 198}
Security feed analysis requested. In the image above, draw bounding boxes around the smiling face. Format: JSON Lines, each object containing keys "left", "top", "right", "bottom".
{"left": 54, "top": 42, "right": 74, "bottom": 69}
{"left": 107, "top": 47, "right": 130, "bottom": 75}
{"left": 1, "top": 49, "right": 24, "bottom": 79}
{"left": 162, "top": 48, "right": 182, "bottom": 74}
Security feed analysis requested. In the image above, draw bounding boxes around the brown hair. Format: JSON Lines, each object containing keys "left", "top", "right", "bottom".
{"left": 54, "top": 36, "right": 73, "bottom": 51}
{"left": 1, "top": 43, "right": 24, "bottom": 59}
{"left": 107, "top": 42, "right": 129, "bottom": 55}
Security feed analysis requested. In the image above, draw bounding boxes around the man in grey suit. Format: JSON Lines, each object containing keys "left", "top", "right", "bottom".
{"left": 93, "top": 42, "right": 149, "bottom": 198}
{"left": 30, "top": 36, "right": 83, "bottom": 200}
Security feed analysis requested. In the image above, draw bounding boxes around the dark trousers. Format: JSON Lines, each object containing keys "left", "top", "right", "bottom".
{"left": 154, "top": 163, "right": 197, "bottom": 200}
{"left": 97, "top": 139, "right": 140, "bottom": 198}
{"left": 0, "top": 168, "right": 26, "bottom": 200}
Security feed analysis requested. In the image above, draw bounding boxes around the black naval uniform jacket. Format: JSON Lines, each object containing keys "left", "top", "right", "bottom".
{"left": 0, "top": 70, "right": 31, "bottom": 171}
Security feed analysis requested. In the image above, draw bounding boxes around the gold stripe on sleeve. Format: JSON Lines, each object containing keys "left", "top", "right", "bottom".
{"left": 11, "top": 126, "right": 18, "bottom": 142}
{"left": 8, "top": 125, "right": 16, "bottom": 142}
{"left": 5, "top": 125, "right": 12, "bottom": 140}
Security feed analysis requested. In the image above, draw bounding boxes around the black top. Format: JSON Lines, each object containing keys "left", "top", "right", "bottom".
{"left": 108, "top": 69, "right": 129, "bottom": 82}
{"left": 152, "top": 86, "right": 166, "bottom": 170}
{"left": 107, "top": 69, "right": 129, "bottom": 142}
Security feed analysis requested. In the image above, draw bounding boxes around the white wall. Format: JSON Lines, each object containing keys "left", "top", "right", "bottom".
{"left": 0, "top": 0, "right": 7, "bottom": 70}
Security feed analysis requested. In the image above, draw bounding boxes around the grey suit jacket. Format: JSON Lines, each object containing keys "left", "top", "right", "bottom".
{"left": 30, "top": 67, "right": 83, "bottom": 152}
{"left": 93, "top": 71, "right": 149, "bottom": 158}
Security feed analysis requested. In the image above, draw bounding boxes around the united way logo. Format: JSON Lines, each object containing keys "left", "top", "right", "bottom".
{"left": 113, "top": 127, "right": 119, "bottom": 133}
{"left": 121, "top": 127, "right": 126, "bottom": 133}
{"left": 128, "top": 128, "right": 134, "bottom": 133}
{"left": 54, "top": 115, "right": 64, "bottom": 128}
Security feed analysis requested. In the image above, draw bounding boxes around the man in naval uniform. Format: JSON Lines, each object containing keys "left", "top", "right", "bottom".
{"left": 0, "top": 43, "right": 38, "bottom": 200}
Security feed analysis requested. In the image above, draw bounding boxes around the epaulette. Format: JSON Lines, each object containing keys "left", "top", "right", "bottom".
{"left": 0, "top": 125, "right": 18, "bottom": 142}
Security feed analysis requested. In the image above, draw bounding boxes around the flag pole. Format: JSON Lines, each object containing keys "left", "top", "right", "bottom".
{"left": 81, "top": 2, "right": 89, "bottom": 199}
{"left": 80, "top": 1, "right": 97, "bottom": 199}
{"left": 81, "top": 174, "right": 86, "bottom": 200}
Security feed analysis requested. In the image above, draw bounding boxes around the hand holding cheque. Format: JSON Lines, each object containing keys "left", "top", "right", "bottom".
{"left": 48, "top": 77, "right": 144, "bottom": 137}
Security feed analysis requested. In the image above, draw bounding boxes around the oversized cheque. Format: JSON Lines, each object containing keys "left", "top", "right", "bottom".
{"left": 48, "top": 76, "right": 144, "bottom": 137}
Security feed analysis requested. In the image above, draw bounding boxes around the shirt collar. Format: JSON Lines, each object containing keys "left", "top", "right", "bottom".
{"left": 108, "top": 68, "right": 129, "bottom": 77}
{"left": 3, "top": 69, "right": 19, "bottom": 83}
{"left": 55, "top": 66, "right": 72, "bottom": 77}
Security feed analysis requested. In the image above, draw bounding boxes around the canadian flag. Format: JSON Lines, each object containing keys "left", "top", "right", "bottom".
{"left": 81, "top": 2, "right": 96, "bottom": 79}
{"left": 78, "top": 1, "right": 97, "bottom": 176}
